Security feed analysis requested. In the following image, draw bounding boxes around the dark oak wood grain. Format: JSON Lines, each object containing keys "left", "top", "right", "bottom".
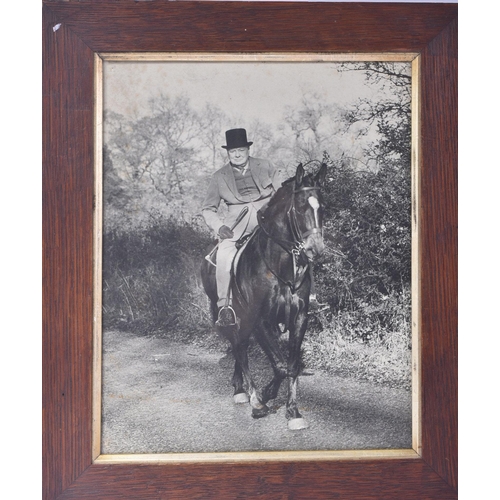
{"left": 419, "top": 16, "right": 458, "bottom": 490}
{"left": 56, "top": 460, "right": 457, "bottom": 500}
{"left": 42, "top": 2, "right": 458, "bottom": 499}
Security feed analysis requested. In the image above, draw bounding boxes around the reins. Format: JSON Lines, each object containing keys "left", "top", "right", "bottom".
{"left": 257, "top": 183, "right": 322, "bottom": 292}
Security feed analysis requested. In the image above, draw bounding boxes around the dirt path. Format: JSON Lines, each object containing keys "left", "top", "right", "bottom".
{"left": 101, "top": 330, "right": 412, "bottom": 454}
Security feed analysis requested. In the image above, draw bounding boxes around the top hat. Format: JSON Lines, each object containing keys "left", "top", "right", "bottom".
{"left": 222, "top": 128, "right": 253, "bottom": 150}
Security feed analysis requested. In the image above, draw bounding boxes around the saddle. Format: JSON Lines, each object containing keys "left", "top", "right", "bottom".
{"left": 232, "top": 230, "right": 257, "bottom": 271}
{"left": 204, "top": 232, "right": 252, "bottom": 267}
{"left": 235, "top": 233, "right": 252, "bottom": 250}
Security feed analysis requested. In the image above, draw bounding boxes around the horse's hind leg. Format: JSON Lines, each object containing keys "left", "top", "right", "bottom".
{"left": 220, "top": 329, "right": 249, "bottom": 404}
{"left": 231, "top": 335, "right": 271, "bottom": 419}
{"left": 262, "top": 369, "right": 286, "bottom": 405}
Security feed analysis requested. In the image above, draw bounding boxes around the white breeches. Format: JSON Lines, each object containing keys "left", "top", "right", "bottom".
{"left": 215, "top": 239, "right": 239, "bottom": 307}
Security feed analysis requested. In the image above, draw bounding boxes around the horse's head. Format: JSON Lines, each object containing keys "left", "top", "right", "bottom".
{"left": 290, "top": 162, "right": 327, "bottom": 262}
{"left": 258, "top": 162, "right": 327, "bottom": 262}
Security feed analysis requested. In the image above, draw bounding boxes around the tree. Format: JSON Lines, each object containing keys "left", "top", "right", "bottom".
{"left": 105, "top": 95, "right": 208, "bottom": 228}
{"left": 340, "top": 62, "right": 412, "bottom": 167}
{"left": 315, "top": 62, "right": 412, "bottom": 328}
{"left": 137, "top": 94, "right": 203, "bottom": 197}
{"left": 282, "top": 92, "right": 343, "bottom": 164}
{"left": 198, "top": 103, "right": 231, "bottom": 171}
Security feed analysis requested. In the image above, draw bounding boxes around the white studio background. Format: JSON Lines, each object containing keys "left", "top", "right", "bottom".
{"left": 3, "top": 1, "right": 485, "bottom": 498}
{"left": 3, "top": 2, "right": 41, "bottom": 498}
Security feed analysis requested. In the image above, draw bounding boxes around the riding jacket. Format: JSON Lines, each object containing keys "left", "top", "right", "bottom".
{"left": 202, "top": 157, "right": 284, "bottom": 241}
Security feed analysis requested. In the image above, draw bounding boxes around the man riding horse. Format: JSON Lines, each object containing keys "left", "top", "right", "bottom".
{"left": 202, "top": 128, "right": 326, "bottom": 328}
{"left": 201, "top": 129, "right": 284, "bottom": 326}
{"left": 201, "top": 147, "right": 328, "bottom": 429}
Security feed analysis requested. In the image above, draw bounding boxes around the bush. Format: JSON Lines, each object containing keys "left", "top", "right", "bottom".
{"left": 316, "top": 153, "right": 411, "bottom": 315}
{"left": 102, "top": 216, "right": 214, "bottom": 338}
{"left": 298, "top": 152, "right": 412, "bottom": 388}
{"left": 303, "top": 286, "right": 412, "bottom": 389}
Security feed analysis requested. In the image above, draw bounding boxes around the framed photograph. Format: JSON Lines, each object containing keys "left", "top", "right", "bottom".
{"left": 42, "top": 2, "right": 457, "bottom": 499}
{"left": 97, "top": 52, "right": 417, "bottom": 459}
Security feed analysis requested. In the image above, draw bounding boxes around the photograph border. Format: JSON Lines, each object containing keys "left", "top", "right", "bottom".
{"left": 93, "top": 51, "right": 420, "bottom": 463}
{"left": 42, "top": 2, "right": 457, "bottom": 499}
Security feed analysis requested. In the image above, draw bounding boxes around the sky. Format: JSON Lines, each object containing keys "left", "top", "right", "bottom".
{"left": 103, "top": 59, "right": 405, "bottom": 127}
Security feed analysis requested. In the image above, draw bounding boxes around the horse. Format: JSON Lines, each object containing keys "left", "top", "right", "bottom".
{"left": 200, "top": 162, "right": 327, "bottom": 430}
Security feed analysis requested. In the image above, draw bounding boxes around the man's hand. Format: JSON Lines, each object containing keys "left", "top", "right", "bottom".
{"left": 218, "top": 225, "right": 234, "bottom": 240}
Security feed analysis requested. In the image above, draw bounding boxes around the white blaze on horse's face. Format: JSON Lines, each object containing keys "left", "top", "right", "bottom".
{"left": 308, "top": 196, "right": 320, "bottom": 228}
{"left": 303, "top": 194, "right": 324, "bottom": 261}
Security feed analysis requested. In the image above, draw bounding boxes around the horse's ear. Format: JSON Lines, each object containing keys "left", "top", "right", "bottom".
{"left": 315, "top": 162, "right": 327, "bottom": 185}
{"left": 296, "top": 163, "right": 305, "bottom": 186}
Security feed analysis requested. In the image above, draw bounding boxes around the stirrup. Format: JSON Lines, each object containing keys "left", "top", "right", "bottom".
{"left": 216, "top": 306, "right": 237, "bottom": 327}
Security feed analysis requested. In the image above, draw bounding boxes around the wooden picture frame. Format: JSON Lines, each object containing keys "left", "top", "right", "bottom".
{"left": 42, "top": 1, "right": 457, "bottom": 499}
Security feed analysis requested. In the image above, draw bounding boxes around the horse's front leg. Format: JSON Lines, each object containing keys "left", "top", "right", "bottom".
{"left": 231, "top": 357, "right": 249, "bottom": 404}
{"left": 255, "top": 320, "right": 287, "bottom": 405}
{"left": 286, "top": 306, "right": 309, "bottom": 430}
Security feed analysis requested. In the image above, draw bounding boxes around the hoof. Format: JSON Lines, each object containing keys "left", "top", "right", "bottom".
{"left": 288, "top": 418, "right": 309, "bottom": 431}
{"left": 233, "top": 392, "right": 249, "bottom": 404}
{"left": 252, "top": 405, "right": 271, "bottom": 419}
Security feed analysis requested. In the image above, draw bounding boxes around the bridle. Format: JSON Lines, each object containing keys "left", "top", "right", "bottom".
{"left": 259, "top": 185, "right": 322, "bottom": 254}
{"left": 289, "top": 185, "right": 322, "bottom": 249}
{"left": 257, "top": 183, "right": 323, "bottom": 290}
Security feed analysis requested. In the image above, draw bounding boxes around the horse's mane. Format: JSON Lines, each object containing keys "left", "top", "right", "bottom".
{"left": 259, "top": 178, "right": 293, "bottom": 219}
{"left": 263, "top": 171, "right": 317, "bottom": 215}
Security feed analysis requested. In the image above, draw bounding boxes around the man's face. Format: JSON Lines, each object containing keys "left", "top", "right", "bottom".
{"left": 228, "top": 147, "right": 250, "bottom": 167}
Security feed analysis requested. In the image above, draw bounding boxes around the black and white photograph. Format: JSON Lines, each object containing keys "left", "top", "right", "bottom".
{"left": 99, "top": 56, "right": 415, "bottom": 456}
